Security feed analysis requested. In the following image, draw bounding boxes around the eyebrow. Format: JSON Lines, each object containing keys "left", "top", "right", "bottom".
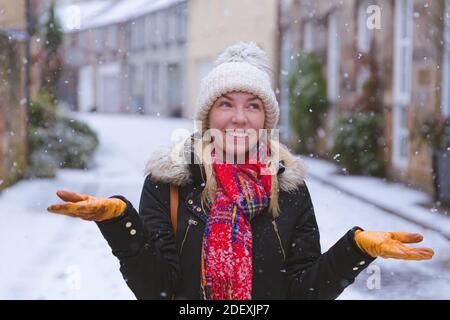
{"left": 222, "top": 94, "right": 261, "bottom": 102}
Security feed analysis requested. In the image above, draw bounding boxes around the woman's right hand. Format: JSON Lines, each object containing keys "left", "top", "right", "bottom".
{"left": 47, "top": 190, "right": 127, "bottom": 222}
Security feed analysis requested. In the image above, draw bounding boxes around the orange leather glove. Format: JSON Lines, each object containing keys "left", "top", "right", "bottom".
{"left": 354, "top": 230, "right": 434, "bottom": 260}
{"left": 47, "top": 190, "right": 127, "bottom": 222}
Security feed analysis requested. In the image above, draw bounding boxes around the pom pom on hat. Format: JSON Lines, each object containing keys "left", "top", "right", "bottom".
{"left": 195, "top": 42, "right": 280, "bottom": 132}
{"left": 214, "top": 41, "right": 273, "bottom": 78}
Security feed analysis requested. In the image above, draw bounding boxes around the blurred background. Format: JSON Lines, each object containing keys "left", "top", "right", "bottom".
{"left": 0, "top": 0, "right": 449, "bottom": 299}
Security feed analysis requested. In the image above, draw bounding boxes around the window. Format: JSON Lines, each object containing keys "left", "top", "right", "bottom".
{"left": 129, "top": 18, "right": 145, "bottom": 51}
{"left": 280, "top": 30, "right": 293, "bottom": 140}
{"left": 145, "top": 63, "right": 159, "bottom": 111}
{"left": 94, "top": 28, "right": 103, "bottom": 51}
{"left": 105, "top": 25, "right": 118, "bottom": 49}
{"left": 177, "top": 3, "right": 187, "bottom": 42}
{"left": 151, "top": 63, "right": 160, "bottom": 104}
{"left": 79, "top": 31, "right": 88, "bottom": 49}
{"left": 145, "top": 16, "right": 151, "bottom": 49}
{"left": 154, "top": 11, "right": 164, "bottom": 46}
{"left": 128, "top": 64, "right": 144, "bottom": 113}
{"left": 147, "top": 14, "right": 156, "bottom": 47}
{"left": 167, "top": 63, "right": 181, "bottom": 109}
{"left": 129, "top": 22, "right": 136, "bottom": 51}
{"left": 167, "top": 7, "right": 176, "bottom": 43}
{"left": 357, "top": 1, "right": 373, "bottom": 53}
{"left": 303, "top": 21, "right": 314, "bottom": 52}
{"left": 138, "top": 18, "right": 145, "bottom": 50}
{"left": 442, "top": 0, "right": 450, "bottom": 119}
{"left": 392, "top": 0, "right": 413, "bottom": 167}
{"left": 393, "top": 0, "right": 413, "bottom": 104}
{"left": 327, "top": 12, "right": 340, "bottom": 102}
{"left": 158, "top": 11, "right": 167, "bottom": 45}
{"left": 128, "top": 65, "right": 136, "bottom": 108}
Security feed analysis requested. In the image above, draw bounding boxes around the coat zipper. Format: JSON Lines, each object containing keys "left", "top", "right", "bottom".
{"left": 180, "top": 218, "right": 198, "bottom": 256}
{"left": 272, "top": 220, "right": 286, "bottom": 261}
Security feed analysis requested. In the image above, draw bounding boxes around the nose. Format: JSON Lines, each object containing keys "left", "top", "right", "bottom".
{"left": 231, "top": 106, "right": 247, "bottom": 126}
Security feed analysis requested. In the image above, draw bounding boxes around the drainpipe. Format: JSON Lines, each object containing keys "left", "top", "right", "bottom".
{"left": 25, "top": 0, "right": 33, "bottom": 117}
{"left": 24, "top": 0, "right": 33, "bottom": 172}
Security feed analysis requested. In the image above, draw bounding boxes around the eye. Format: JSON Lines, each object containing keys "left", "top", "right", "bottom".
{"left": 249, "top": 103, "right": 261, "bottom": 110}
{"left": 220, "top": 101, "right": 232, "bottom": 108}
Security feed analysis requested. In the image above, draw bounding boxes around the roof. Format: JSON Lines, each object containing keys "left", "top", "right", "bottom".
{"left": 57, "top": 0, "right": 184, "bottom": 32}
{"left": 56, "top": 0, "right": 112, "bottom": 32}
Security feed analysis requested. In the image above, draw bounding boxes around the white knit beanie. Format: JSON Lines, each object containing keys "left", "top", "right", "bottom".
{"left": 194, "top": 42, "right": 280, "bottom": 132}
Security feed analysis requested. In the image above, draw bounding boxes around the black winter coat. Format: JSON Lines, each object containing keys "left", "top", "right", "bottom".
{"left": 96, "top": 141, "right": 376, "bottom": 300}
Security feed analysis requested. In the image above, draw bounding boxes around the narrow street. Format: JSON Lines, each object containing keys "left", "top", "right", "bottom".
{"left": 0, "top": 113, "right": 448, "bottom": 299}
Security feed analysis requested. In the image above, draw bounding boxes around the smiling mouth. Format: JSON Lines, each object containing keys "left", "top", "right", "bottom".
{"left": 224, "top": 129, "right": 250, "bottom": 138}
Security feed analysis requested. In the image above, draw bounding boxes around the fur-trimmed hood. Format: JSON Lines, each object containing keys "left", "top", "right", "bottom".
{"left": 144, "top": 137, "right": 308, "bottom": 193}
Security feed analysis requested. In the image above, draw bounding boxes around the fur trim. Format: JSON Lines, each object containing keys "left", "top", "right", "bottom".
{"left": 276, "top": 143, "right": 308, "bottom": 192}
{"left": 144, "top": 140, "right": 307, "bottom": 192}
{"left": 144, "top": 143, "right": 193, "bottom": 186}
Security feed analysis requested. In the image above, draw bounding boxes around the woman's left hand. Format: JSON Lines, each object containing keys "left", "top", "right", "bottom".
{"left": 354, "top": 230, "right": 434, "bottom": 260}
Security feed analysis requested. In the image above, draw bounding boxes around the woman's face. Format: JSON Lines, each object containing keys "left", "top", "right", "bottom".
{"left": 208, "top": 91, "right": 265, "bottom": 161}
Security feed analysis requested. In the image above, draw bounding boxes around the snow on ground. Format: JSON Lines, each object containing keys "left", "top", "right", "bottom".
{"left": 303, "top": 157, "right": 450, "bottom": 240}
{"left": 0, "top": 113, "right": 448, "bottom": 299}
{"left": 0, "top": 114, "right": 192, "bottom": 299}
{"left": 306, "top": 178, "right": 450, "bottom": 299}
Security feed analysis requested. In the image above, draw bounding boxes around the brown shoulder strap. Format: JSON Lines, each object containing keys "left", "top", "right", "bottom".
{"left": 169, "top": 184, "right": 179, "bottom": 236}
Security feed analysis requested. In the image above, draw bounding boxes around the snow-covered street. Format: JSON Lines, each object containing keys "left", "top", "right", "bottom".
{"left": 0, "top": 113, "right": 448, "bottom": 299}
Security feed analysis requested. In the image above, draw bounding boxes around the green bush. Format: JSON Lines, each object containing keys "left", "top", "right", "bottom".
{"left": 414, "top": 112, "right": 450, "bottom": 151}
{"left": 332, "top": 112, "right": 385, "bottom": 176}
{"left": 287, "top": 52, "right": 328, "bottom": 153}
{"left": 27, "top": 92, "right": 99, "bottom": 178}
{"left": 29, "top": 91, "right": 57, "bottom": 129}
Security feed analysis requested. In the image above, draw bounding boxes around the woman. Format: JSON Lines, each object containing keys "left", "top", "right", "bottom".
{"left": 48, "top": 42, "right": 434, "bottom": 300}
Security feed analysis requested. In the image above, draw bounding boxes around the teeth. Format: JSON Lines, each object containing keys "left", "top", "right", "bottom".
{"left": 226, "top": 131, "right": 248, "bottom": 137}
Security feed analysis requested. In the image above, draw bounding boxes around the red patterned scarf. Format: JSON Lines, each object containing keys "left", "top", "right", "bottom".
{"left": 201, "top": 148, "right": 271, "bottom": 300}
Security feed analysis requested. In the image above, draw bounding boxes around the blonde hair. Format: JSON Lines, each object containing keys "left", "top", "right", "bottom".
{"left": 193, "top": 137, "right": 281, "bottom": 219}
